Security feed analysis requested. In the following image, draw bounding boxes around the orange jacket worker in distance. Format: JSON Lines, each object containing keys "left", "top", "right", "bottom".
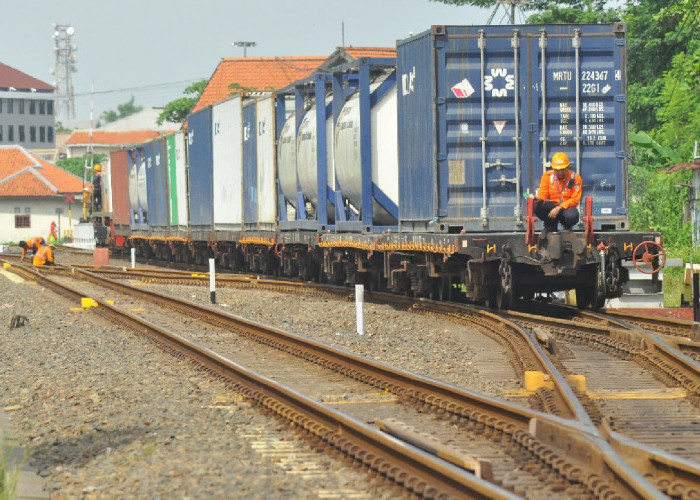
{"left": 534, "top": 152, "right": 582, "bottom": 233}
{"left": 33, "top": 245, "right": 55, "bottom": 266}
{"left": 19, "top": 236, "right": 46, "bottom": 263}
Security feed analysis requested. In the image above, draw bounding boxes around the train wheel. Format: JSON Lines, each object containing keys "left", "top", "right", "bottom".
{"left": 497, "top": 257, "right": 514, "bottom": 310}
{"left": 579, "top": 264, "right": 606, "bottom": 309}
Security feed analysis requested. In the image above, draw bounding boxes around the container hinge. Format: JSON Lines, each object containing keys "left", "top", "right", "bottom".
{"left": 489, "top": 175, "right": 518, "bottom": 185}
{"left": 480, "top": 207, "right": 489, "bottom": 226}
{"left": 438, "top": 210, "right": 448, "bottom": 217}
{"left": 434, "top": 40, "right": 445, "bottom": 49}
{"left": 615, "top": 151, "right": 628, "bottom": 158}
{"left": 437, "top": 153, "right": 447, "bottom": 160}
{"left": 615, "top": 94, "right": 626, "bottom": 102}
{"left": 436, "top": 97, "right": 446, "bottom": 104}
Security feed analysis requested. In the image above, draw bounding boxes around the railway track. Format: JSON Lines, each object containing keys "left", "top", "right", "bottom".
{"left": 5, "top": 259, "right": 700, "bottom": 497}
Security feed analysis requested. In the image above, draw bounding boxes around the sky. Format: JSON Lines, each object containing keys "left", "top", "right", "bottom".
{"left": 2, "top": 0, "right": 496, "bottom": 123}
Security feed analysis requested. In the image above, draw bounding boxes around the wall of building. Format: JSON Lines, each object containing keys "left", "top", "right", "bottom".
{"left": 0, "top": 92, "right": 56, "bottom": 150}
{"left": 0, "top": 197, "right": 83, "bottom": 244}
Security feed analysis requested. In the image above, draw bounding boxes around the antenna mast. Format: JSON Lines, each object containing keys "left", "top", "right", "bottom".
{"left": 52, "top": 23, "right": 77, "bottom": 121}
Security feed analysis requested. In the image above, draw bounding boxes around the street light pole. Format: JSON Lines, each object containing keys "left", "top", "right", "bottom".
{"left": 233, "top": 41, "right": 257, "bottom": 57}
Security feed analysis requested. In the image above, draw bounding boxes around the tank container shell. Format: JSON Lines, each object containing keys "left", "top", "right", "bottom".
{"left": 109, "top": 150, "right": 130, "bottom": 226}
{"left": 256, "top": 94, "right": 277, "bottom": 227}
{"left": 212, "top": 96, "right": 243, "bottom": 229}
{"left": 296, "top": 102, "right": 334, "bottom": 208}
{"left": 127, "top": 150, "right": 139, "bottom": 219}
{"left": 186, "top": 107, "right": 214, "bottom": 228}
{"left": 397, "top": 24, "right": 628, "bottom": 232}
{"left": 277, "top": 115, "right": 297, "bottom": 209}
{"left": 334, "top": 84, "right": 398, "bottom": 225}
{"left": 136, "top": 148, "right": 148, "bottom": 215}
{"left": 165, "top": 131, "right": 189, "bottom": 228}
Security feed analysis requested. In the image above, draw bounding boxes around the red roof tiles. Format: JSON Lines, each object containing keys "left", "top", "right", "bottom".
{"left": 192, "top": 56, "right": 327, "bottom": 114}
{"left": 0, "top": 146, "right": 85, "bottom": 197}
{"left": 65, "top": 130, "right": 165, "bottom": 146}
{"left": 0, "top": 62, "right": 53, "bottom": 91}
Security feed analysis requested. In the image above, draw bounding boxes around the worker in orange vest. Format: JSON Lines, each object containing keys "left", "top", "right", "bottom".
{"left": 19, "top": 236, "right": 46, "bottom": 263}
{"left": 32, "top": 244, "right": 55, "bottom": 266}
{"left": 534, "top": 152, "right": 583, "bottom": 233}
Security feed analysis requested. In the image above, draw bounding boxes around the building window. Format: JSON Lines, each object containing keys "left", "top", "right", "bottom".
{"left": 0, "top": 125, "right": 3, "bottom": 142}
{"left": 29, "top": 100, "right": 36, "bottom": 114}
{"left": 39, "top": 100, "right": 45, "bottom": 114}
{"left": 0, "top": 98, "right": 3, "bottom": 113}
{"left": 47, "top": 126, "right": 54, "bottom": 143}
{"left": 39, "top": 126, "right": 45, "bottom": 142}
{"left": 18, "top": 126, "right": 25, "bottom": 142}
{"left": 8, "top": 125, "right": 13, "bottom": 141}
{"left": 15, "top": 215, "right": 30, "bottom": 228}
{"left": 30, "top": 126, "right": 36, "bottom": 142}
{"left": 47, "top": 101, "right": 53, "bottom": 114}
{"left": 18, "top": 100, "right": 24, "bottom": 114}
{"left": 7, "top": 100, "right": 13, "bottom": 113}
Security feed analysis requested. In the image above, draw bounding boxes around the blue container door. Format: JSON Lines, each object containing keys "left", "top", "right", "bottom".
{"left": 530, "top": 25, "right": 626, "bottom": 226}
{"left": 186, "top": 107, "right": 214, "bottom": 227}
{"left": 144, "top": 141, "right": 160, "bottom": 227}
{"left": 242, "top": 103, "right": 258, "bottom": 226}
{"left": 440, "top": 27, "right": 523, "bottom": 228}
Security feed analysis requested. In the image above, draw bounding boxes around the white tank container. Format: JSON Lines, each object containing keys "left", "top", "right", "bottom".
{"left": 277, "top": 115, "right": 297, "bottom": 210}
{"left": 334, "top": 83, "right": 398, "bottom": 225}
{"left": 296, "top": 101, "right": 335, "bottom": 210}
{"left": 128, "top": 157, "right": 139, "bottom": 217}
{"left": 137, "top": 155, "right": 148, "bottom": 214}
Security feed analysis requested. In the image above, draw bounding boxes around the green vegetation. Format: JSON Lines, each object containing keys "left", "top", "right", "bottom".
{"left": 0, "top": 436, "right": 22, "bottom": 500}
{"left": 156, "top": 79, "right": 208, "bottom": 126}
{"left": 56, "top": 154, "right": 106, "bottom": 179}
{"left": 101, "top": 96, "right": 143, "bottom": 124}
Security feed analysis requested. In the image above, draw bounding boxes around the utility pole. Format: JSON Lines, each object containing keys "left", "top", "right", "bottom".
{"left": 233, "top": 41, "right": 257, "bottom": 57}
{"left": 51, "top": 23, "right": 77, "bottom": 121}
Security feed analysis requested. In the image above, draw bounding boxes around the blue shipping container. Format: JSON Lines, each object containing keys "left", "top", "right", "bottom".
{"left": 187, "top": 107, "right": 214, "bottom": 228}
{"left": 242, "top": 101, "right": 258, "bottom": 228}
{"left": 397, "top": 23, "right": 628, "bottom": 232}
{"left": 144, "top": 138, "right": 169, "bottom": 229}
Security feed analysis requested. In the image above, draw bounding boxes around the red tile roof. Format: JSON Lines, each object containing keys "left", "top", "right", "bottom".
{"left": 192, "top": 56, "right": 327, "bottom": 113}
{"left": 0, "top": 62, "right": 53, "bottom": 91}
{"left": 342, "top": 47, "right": 397, "bottom": 59}
{"left": 65, "top": 130, "right": 165, "bottom": 146}
{"left": 0, "top": 146, "right": 85, "bottom": 197}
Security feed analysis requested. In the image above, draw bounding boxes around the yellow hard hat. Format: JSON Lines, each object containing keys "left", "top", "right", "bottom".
{"left": 551, "top": 152, "right": 570, "bottom": 170}
{"left": 94, "top": 164, "right": 102, "bottom": 173}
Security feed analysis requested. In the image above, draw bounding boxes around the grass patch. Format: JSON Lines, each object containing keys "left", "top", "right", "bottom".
{"left": 0, "top": 435, "right": 21, "bottom": 500}
{"left": 663, "top": 266, "right": 685, "bottom": 307}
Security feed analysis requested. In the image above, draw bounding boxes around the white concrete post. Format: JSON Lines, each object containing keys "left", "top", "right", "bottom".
{"left": 130, "top": 248, "right": 136, "bottom": 268}
{"left": 355, "top": 284, "right": 365, "bottom": 335}
{"left": 209, "top": 258, "right": 216, "bottom": 304}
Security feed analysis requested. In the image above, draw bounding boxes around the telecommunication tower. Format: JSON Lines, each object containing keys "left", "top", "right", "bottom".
{"left": 51, "top": 23, "right": 77, "bottom": 121}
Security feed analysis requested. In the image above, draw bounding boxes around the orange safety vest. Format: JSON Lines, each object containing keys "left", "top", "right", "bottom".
{"left": 536, "top": 170, "right": 583, "bottom": 210}
{"left": 22, "top": 237, "right": 44, "bottom": 256}
{"left": 32, "top": 246, "right": 54, "bottom": 266}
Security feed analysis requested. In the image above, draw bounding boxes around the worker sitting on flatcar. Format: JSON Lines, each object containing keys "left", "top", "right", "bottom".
{"left": 19, "top": 236, "right": 46, "bottom": 263}
{"left": 534, "top": 152, "right": 583, "bottom": 234}
{"left": 32, "top": 244, "right": 55, "bottom": 266}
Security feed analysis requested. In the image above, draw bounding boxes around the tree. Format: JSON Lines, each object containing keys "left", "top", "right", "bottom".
{"left": 430, "top": 0, "right": 619, "bottom": 23}
{"left": 156, "top": 79, "right": 208, "bottom": 126}
{"left": 56, "top": 154, "right": 106, "bottom": 178}
{"left": 101, "top": 96, "right": 143, "bottom": 124}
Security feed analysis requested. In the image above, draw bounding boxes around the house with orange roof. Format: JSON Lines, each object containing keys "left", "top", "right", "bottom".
{"left": 0, "top": 145, "right": 86, "bottom": 243}
{"left": 64, "top": 129, "right": 172, "bottom": 158}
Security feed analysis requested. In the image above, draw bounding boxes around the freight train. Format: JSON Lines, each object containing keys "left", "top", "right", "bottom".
{"left": 90, "top": 23, "right": 665, "bottom": 309}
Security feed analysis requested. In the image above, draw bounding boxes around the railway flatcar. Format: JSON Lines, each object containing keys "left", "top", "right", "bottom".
{"left": 95, "top": 23, "right": 665, "bottom": 310}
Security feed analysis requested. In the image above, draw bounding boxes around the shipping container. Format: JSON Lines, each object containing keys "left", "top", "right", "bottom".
{"left": 397, "top": 23, "right": 628, "bottom": 233}
{"left": 255, "top": 94, "right": 277, "bottom": 231}
{"left": 186, "top": 107, "right": 214, "bottom": 232}
{"left": 212, "top": 96, "right": 243, "bottom": 232}
{"left": 144, "top": 137, "right": 169, "bottom": 231}
{"left": 242, "top": 98, "right": 257, "bottom": 229}
{"left": 165, "top": 130, "right": 189, "bottom": 229}
{"left": 109, "top": 150, "right": 131, "bottom": 228}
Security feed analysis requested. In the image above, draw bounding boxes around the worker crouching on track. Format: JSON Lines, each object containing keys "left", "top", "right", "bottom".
{"left": 33, "top": 244, "right": 56, "bottom": 266}
{"left": 19, "top": 236, "right": 46, "bottom": 263}
{"left": 534, "top": 152, "right": 583, "bottom": 234}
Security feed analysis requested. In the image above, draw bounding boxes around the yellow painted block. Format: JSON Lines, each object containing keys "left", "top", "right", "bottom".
{"left": 81, "top": 297, "right": 97, "bottom": 308}
{"left": 524, "top": 370, "right": 554, "bottom": 391}
{"left": 2, "top": 262, "right": 10, "bottom": 268}
{"left": 565, "top": 374, "right": 586, "bottom": 392}
{"left": 106, "top": 299, "right": 114, "bottom": 305}
{"left": 69, "top": 307, "right": 85, "bottom": 312}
